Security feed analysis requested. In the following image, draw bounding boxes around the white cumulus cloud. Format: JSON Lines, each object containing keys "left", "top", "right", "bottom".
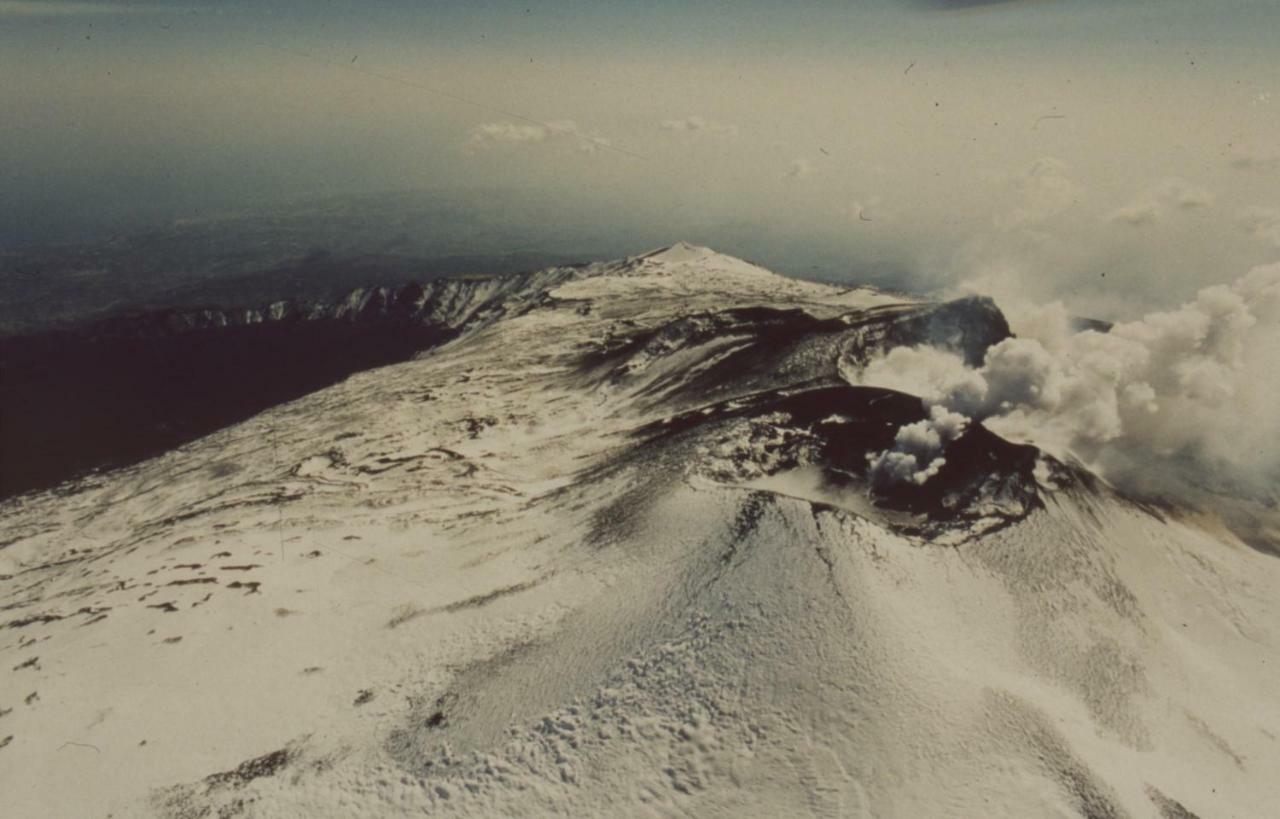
{"left": 659, "top": 116, "right": 739, "bottom": 138}
{"left": 1238, "top": 206, "right": 1280, "bottom": 248}
{"left": 1230, "top": 153, "right": 1280, "bottom": 172}
{"left": 995, "top": 157, "right": 1083, "bottom": 229}
{"left": 469, "top": 120, "right": 580, "bottom": 145}
{"left": 466, "top": 120, "right": 618, "bottom": 157}
{"left": 1110, "top": 178, "right": 1215, "bottom": 226}
{"left": 785, "top": 158, "right": 814, "bottom": 180}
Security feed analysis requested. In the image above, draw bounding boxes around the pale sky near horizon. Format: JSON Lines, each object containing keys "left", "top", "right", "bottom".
{"left": 2, "top": 0, "right": 1278, "bottom": 314}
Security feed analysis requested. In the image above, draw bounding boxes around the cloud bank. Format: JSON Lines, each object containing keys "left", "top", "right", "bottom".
{"left": 467, "top": 120, "right": 614, "bottom": 156}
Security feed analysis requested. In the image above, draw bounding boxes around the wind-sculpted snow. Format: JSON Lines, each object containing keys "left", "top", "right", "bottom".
{"left": 1, "top": 245, "right": 1277, "bottom": 818}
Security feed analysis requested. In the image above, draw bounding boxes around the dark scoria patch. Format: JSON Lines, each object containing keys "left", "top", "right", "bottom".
{"left": 1145, "top": 785, "right": 1203, "bottom": 819}
{"left": 638, "top": 384, "right": 1043, "bottom": 531}
{"left": 153, "top": 746, "right": 295, "bottom": 818}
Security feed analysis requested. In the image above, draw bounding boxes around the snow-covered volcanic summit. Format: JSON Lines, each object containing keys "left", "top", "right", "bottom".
{"left": 2, "top": 246, "right": 1277, "bottom": 818}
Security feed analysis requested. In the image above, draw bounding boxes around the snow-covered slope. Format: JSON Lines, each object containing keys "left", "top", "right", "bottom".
{"left": 2, "top": 245, "right": 1277, "bottom": 818}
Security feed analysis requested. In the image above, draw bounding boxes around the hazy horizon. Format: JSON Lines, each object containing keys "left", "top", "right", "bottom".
{"left": 3, "top": 0, "right": 1279, "bottom": 317}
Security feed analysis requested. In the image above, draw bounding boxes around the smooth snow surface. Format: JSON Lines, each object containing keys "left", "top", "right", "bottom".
{"left": 2, "top": 246, "right": 1278, "bottom": 818}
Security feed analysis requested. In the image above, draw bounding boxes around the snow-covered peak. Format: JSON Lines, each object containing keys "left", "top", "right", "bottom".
{"left": 637, "top": 241, "right": 721, "bottom": 264}
{"left": 613, "top": 242, "right": 778, "bottom": 280}
{"left": 550, "top": 241, "right": 817, "bottom": 309}
{"left": 547, "top": 242, "right": 901, "bottom": 315}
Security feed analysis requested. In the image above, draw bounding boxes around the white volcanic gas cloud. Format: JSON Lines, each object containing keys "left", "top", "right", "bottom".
{"left": 859, "top": 263, "right": 1280, "bottom": 499}
{"left": 866, "top": 405, "right": 969, "bottom": 487}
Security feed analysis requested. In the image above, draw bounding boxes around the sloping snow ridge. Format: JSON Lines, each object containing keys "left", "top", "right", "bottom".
{"left": 1, "top": 245, "right": 1277, "bottom": 818}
